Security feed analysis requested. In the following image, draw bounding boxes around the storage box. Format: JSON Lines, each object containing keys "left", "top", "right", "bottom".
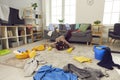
{"left": 19, "top": 41, "right": 24, "bottom": 46}
{"left": 10, "top": 42, "right": 18, "bottom": 48}
{"left": 27, "top": 39, "right": 32, "bottom": 43}
{"left": 0, "top": 44, "right": 2, "bottom": 50}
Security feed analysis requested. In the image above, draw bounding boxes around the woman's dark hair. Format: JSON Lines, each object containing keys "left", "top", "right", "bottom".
{"left": 56, "top": 41, "right": 69, "bottom": 50}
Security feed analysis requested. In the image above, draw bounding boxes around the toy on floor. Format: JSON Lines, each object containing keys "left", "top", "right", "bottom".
{"left": 32, "top": 44, "right": 45, "bottom": 51}
{"left": 14, "top": 51, "right": 29, "bottom": 59}
{"left": 0, "top": 49, "right": 10, "bottom": 56}
{"left": 47, "top": 46, "right": 52, "bottom": 51}
{"left": 74, "top": 56, "right": 92, "bottom": 63}
{"left": 14, "top": 48, "right": 37, "bottom": 59}
{"left": 66, "top": 47, "right": 73, "bottom": 53}
{"left": 29, "top": 50, "right": 36, "bottom": 58}
{"left": 14, "top": 49, "right": 29, "bottom": 59}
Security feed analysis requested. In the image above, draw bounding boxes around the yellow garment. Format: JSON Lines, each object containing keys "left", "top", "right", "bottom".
{"left": 29, "top": 50, "right": 36, "bottom": 58}
{"left": 66, "top": 47, "right": 73, "bottom": 53}
{"left": 74, "top": 56, "right": 92, "bottom": 63}
{"left": 32, "top": 44, "right": 45, "bottom": 51}
{"left": 47, "top": 46, "right": 52, "bottom": 51}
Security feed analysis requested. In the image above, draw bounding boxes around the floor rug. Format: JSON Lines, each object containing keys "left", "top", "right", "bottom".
{"left": 113, "top": 55, "right": 120, "bottom": 75}
{"left": 0, "top": 40, "right": 120, "bottom": 80}
{"left": 0, "top": 56, "right": 28, "bottom": 69}
{"left": 0, "top": 40, "right": 46, "bottom": 69}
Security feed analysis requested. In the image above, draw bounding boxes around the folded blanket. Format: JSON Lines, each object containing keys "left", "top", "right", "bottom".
{"left": 65, "top": 24, "right": 71, "bottom": 30}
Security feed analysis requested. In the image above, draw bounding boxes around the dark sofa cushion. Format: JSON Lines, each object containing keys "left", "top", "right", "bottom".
{"left": 70, "top": 24, "right": 76, "bottom": 30}
{"left": 59, "top": 24, "right": 67, "bottom": 31}
{"left": 72, "top": 32, "right": 86, "bottom": 37}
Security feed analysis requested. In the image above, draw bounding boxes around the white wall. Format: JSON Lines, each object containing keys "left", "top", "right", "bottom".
{"left": 0, "top": 0, "right": 41, "bottom": 12}
{"left": 76, "top": 0, "right": 105, "bottom": 24}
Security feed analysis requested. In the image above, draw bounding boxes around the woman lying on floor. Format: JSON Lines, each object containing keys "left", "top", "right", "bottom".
{"left": 48, "top": 35, "right": 74, "bottom": 51}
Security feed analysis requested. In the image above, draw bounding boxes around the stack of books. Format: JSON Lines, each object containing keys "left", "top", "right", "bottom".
{"left": 7, "top": 30, "right": 13, "bottom": 37}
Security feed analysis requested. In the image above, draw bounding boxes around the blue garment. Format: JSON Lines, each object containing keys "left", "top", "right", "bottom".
{"left": 65, "top": 24, "right": 71, "bottom": 30}
{"left": 33, "top": 65, "right": 78, "bottom": 80}
{"left": 48, "top": 24, "right": 54, "bottom": 31}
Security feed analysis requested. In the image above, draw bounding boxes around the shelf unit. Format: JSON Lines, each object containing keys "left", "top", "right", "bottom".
{"left": 23, "top": 7, "right": 40, "bottom": 26}
{"left": 91, "top": 24, "right": 103, "bottom": 45}
{"left": 0, "top": 25, "right": 43, "bottom": 49}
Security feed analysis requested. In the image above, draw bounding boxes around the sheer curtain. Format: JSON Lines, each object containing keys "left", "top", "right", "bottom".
{"left": 64, "top": 0, "right": 76, "bottom": 24}
{"left": 43, "top": 0, "right": 76, "bottom": 26}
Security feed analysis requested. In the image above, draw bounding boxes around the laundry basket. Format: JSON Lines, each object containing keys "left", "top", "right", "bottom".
{"left": 93, "top": 45, "right": 106, "bottom": 60}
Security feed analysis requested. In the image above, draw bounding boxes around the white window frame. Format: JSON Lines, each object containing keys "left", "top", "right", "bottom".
{"left": 103, "top": 0, "right": 120, "bottom": 25}
{"left": 45, "top": 0, "right": 76, "bottom": 26}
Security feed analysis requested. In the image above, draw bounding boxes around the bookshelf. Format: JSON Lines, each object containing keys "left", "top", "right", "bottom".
{"left": 0, "top": 25, "right": 43, "bottom": 49}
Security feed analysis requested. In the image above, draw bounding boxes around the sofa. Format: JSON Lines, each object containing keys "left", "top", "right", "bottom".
{"left": 44, "top": 23, "right": 92, "bottom": 44}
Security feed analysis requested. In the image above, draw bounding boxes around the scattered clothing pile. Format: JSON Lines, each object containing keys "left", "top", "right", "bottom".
{"left": 33, "top": 65, "right": 77, "bottom": 80}
{"left": 24, "top": 54, "right": 47, "bottom": 77}
{"left": 74, "top": 56, "right": 92, "bottom": 63}
{"left": 97, "top": 47, "right": 120, "bottom": 70}
{"left": 63, "top": 64, "right": 105, "bottom": 80}
{"left": 33, "top": 64, "right": 107, "bottom": 80}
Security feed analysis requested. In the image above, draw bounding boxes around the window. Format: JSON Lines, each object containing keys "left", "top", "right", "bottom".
{"left": 51, "top": 0, "right": 62, "bottom": 24}
{"left": 46, "top": 0, "right": 76, "bottom": 25}
{"left": 103, "top": 0, "right": 120, "bottom": 25}
{"left": 64, "top": 0, "right": 76, "bottom": 23}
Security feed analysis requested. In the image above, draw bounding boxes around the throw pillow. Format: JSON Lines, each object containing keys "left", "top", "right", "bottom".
{"left": 75, "top": 24, "right": 80, "bottom": 29}
{"left": 79, "top": 24, "right": 89, "bottom": 32}
{"left": 65, "top": 24, "right": 71, "bottom": 30}
{"left": 48, "top": 24, "right": 54, "bottom": 31}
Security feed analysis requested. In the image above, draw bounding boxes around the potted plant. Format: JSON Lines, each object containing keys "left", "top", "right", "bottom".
{"left": 93, "top": 20, "right": 101, "bottom": 32}
{"left": 32, "top": 3, "right": 38, "bottom": 10}
{"left": 94, "top": 20, "right": 101, "bottom": 25}
{"left": 58, "top": 19, "right": 64, "bottom": 24}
